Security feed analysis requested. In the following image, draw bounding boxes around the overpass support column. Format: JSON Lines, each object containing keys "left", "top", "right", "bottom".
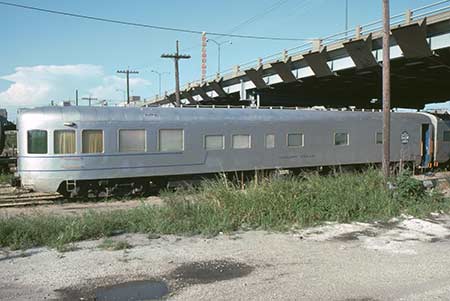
{"left": 244, "top": 68, "right": 269, "bottom": 89}
{"left": 270, "top": 59, "right": 298, "bottom": 83}
{"left": 391, "top": 20, "right": 433, "bottom": 58}
{"left": 240, "top": 79, "right": 246, "bottom": 101}
{"left": 193, "top": 85, "right": 213, "bottom": 102}
{"left": 208, "top": 80, "right": 228, "bottom": 98}
{"left": 343, "top": 34, "right": 378, "bottom": 69}
{"left": 303, "top": 48, "right": 334, "bottom": 77}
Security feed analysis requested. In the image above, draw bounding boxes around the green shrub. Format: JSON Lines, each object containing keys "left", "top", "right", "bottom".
{"left": 393, "top": 170, "right": 425, "bottom": 200}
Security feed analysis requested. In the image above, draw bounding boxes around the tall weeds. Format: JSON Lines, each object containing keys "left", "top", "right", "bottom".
{"left": 0, "top": 169, "right": 448, "bottom": 250}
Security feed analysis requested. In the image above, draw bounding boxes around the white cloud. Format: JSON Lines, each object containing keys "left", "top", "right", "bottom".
{"left": 0, "top": 64, "right": 150, "bottom": 119}
{"left": 0, "top": 64, "right": 104, "bottom": 106}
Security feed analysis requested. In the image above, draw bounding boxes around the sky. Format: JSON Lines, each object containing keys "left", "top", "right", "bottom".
{"left": 0, "top": 0, "right": 446, "bottom": 120}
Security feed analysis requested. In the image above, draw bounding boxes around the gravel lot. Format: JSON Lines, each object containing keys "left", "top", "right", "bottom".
{"left": 1, "top": 214, "right": 450, "bottom": 300}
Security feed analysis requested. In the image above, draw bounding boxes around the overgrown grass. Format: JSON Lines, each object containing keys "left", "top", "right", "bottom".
{"left": 1, "top": 169, "right": 449, "bottom": 250}
{"left": 0, "top": 173, "right": 12, "bottom": 184}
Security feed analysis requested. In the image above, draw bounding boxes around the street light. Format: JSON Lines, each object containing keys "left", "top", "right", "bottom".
{"left": 151, "top": 70, "right": 170, "bottom": 97}
{"left": 206, "top": 39, "right": 232, "bottom": 75}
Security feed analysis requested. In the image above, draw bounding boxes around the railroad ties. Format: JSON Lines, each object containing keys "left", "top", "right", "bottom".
{"left": 0, "top": 184, "right": 63, "bottom": 208}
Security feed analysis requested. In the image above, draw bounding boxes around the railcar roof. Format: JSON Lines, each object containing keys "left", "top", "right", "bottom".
{"left": 17, "top": 106, "right": 426, "bottom": 123}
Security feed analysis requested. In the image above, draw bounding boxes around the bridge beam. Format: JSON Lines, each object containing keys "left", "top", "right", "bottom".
{"left": 193, "top": 85, "right": 213, "bottom": 102}
{"left": 343, "top": 34, "right": 379, "bottom": 70}
{"left": 181, "top": 90, "right": 196, "bottom": 104}
{"left": 244, "top": 68, "right": 269, "bottom": 89}
{"left": 392, "top": 19, "right": 433, "bottom": 58}
{"left": 270, "top": 59, "right": 298, "bottom": 83}
{"left": 208, "top": 79, "right": 228, "bottom": 98}
{"left": 166, "top": 93, "right": 176, "bottom": 106}
{"left": 303, "top": 48, "right": 334, "bottom": 77}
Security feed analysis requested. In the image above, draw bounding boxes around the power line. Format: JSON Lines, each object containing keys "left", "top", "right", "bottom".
{"left": 0, "top": 1, "right": 312, "bottom": 41}
{"left": 180, "top": 0, "right": 295, "bottom": 53}
{"left": 224, "top": 0, "right": 291, "bottom": 37}
{"left": 283, "top": 0, "right": 320, "bottom": 19}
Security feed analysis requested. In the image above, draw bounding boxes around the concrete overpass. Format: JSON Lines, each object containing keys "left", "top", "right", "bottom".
{"left": 142, "top": 1, "right": 450, "bottom": 109}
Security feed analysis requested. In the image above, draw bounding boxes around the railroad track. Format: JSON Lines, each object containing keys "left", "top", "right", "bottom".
{"left": 0, "top": 184, "right": 63, "bottom": 208}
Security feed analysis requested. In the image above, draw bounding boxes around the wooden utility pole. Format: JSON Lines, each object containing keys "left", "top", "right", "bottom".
{"left": 161, "top": 40, "right": 191, "bottom": 106}
{"left": 382, "top": 0, "right": 391, "bottom": 181}
{"left": 117, "top": 69, "right": 139, "bottom": 104}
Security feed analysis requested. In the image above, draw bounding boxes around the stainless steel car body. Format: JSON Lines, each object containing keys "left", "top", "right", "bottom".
{"left": 16, "top": 106, "right": 449, "bottom": 193}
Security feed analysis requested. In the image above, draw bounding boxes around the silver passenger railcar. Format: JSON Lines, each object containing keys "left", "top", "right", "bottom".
{"left": 15, "top": 106, "right": 450, "bottom": 196}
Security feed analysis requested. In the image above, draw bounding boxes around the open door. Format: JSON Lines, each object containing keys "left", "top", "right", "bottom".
{"left": 421, "top": 124, "right": 432, "bottom": 167}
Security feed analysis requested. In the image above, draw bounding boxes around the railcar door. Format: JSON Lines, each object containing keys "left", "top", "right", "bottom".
{"left": 421, "top": 124, "right": 432, "bottom": 167}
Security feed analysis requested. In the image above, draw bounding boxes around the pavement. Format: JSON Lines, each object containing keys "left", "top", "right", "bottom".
{"left": 1, "top": 214, "right": 450, "bottom": 300}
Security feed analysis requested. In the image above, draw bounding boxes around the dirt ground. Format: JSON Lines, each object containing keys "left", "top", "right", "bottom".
{"left": 0, "top": 196, "right": 163, "bottom": 218}
{"left": 1, "top": 214, "right": 450, "bottom": 300}
{"left": 2, "top": 172, "right": 450, "bottom": 300}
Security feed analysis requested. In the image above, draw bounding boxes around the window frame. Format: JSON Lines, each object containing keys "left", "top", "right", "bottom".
{"left": 265, "top": 133, "right": 276, "bottom": 149}
{"left": 117, "top": 128, "right": 147, "bottom": 153}
{"left": 334, "top": 131, "right": 349, "bottom": 146}
{"left": 204, "top": 134, "right": 225, "bottom": 151}
{"left": 232, "top": 134, "right": 251, "bottom": 149}
{"left": 376, "top": 132, "right": 383, "bottom": 144}
{"left": 81, "top": 129, "right": 105, "bottom": 154}
{"left": 27, "top": 129, "right": 48, "bottom": 155}
{"left": 158, "top": 128, "right": 184, "bottom": 152}
{"left": 286, "top": 132, "right": 304, "bottom": 148}
{"left": 53, "top": 129, "right": 77, "bottom": 155}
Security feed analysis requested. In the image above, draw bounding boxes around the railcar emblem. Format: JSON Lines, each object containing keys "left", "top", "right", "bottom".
{"left": 401, "top": 131, "right": 409, "bottom": 144}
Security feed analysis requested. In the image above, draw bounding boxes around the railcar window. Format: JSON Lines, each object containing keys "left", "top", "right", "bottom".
{"left": 265, "top": 134, "right": 275, "bottom": 149}
{"left": 232, "top": 134, "right": 251, "bottom": 149}
{"left": 205, "top": 135, "right": 224, "bottom": 150}
{"left": 82, "top": 130, "right": 103, "bottom": 153}
{"left": 334, "top": 132, "right": 349, "bottom": 146}
{"left": 27, "top": 130, "right": 47, "bottom": 154}
{"left": 54, "top": 130, "right": 76, "bottom": 154}
{"left": 444, "top": 131, "right": 450, "bottom": 142}
{"left": 287, "top": 133, "right": 303, "bottom": 147}
{"left": 376, "top": 132, "right": 383, "bottom": 144}
{"left": 119, "top": 129, "right": 146, "bottom": 153}
{"left": 159, "top": 129, "right": 184, "bottom": 152}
